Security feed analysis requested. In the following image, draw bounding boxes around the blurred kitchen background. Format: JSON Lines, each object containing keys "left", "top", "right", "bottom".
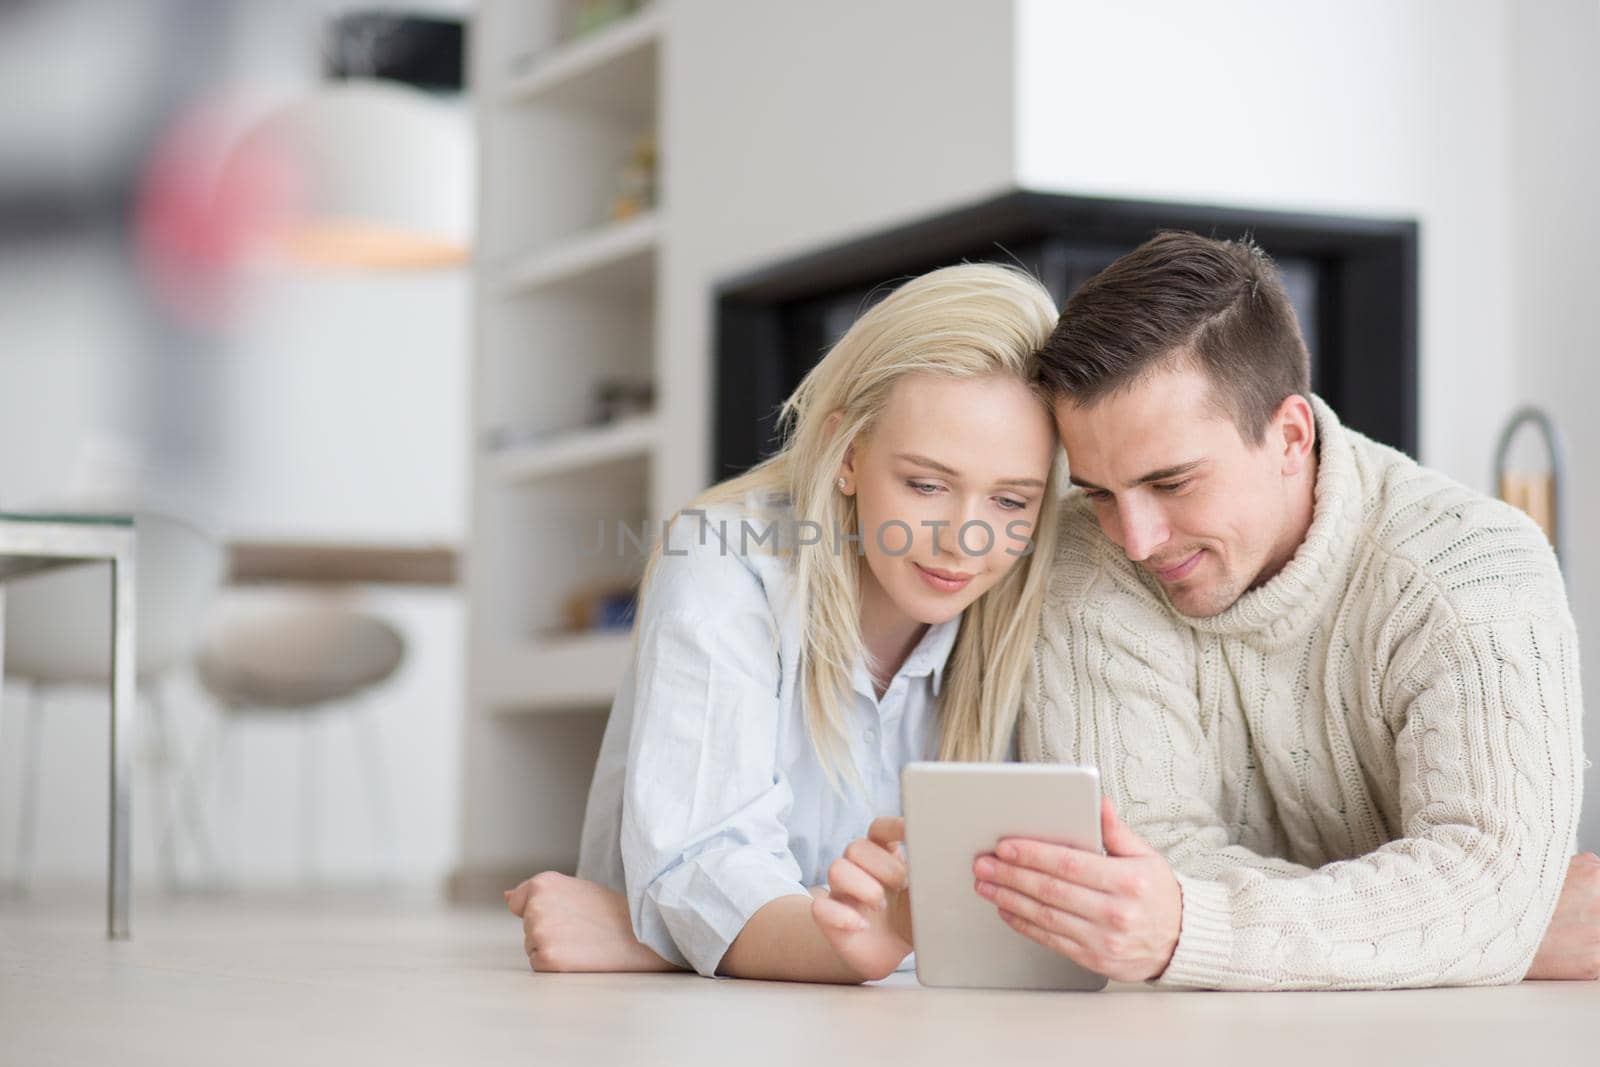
{"left": 0, "top": 0, "right": 1595, "bottom": 910}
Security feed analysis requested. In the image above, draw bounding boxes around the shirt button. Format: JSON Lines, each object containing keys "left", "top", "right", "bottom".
{"left": 863, "top": 727, "right": 878, "bottom": 744}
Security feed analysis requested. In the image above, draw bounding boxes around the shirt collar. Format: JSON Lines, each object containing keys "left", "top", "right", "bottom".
{"left": 849, "top": 615, "right": 962, "bottom": 700}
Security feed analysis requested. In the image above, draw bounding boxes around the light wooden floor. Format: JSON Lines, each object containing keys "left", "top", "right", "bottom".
{"left": 3, "top": 889, "right": 1597, "bottom": 1066}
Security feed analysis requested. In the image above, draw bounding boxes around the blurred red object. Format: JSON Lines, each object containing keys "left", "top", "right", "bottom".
{"left": 133, "top": 97, "right": 300, "bottom": 331}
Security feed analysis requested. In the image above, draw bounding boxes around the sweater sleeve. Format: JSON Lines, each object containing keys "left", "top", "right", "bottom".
{"left": 1032, "top": 572, "right": 1586, "bottom": 990}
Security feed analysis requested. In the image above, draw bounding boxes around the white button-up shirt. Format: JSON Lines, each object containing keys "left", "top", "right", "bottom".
{"left": 577, "top": 499, "right": 958, "bottom": 977}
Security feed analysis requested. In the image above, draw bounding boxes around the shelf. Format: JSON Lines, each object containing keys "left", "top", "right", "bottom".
{"left": 498, "top": 212, "right": 659, "bottom": 297}
{"left": 488, "top": 415, "right": 656, "bottom": 483}
{"left": 484, "top": 629, "right": 634, "bottom": 713}
{"left": 501, "top": 7, "right": 662, "bottom": 118}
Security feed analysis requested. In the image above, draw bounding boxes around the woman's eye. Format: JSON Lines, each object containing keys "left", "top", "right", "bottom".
{"left": 907, "top": 480, "right": 942, "bottom": 495}
{"left": 995, "top": 497, "right": 1027, "bottom": 512}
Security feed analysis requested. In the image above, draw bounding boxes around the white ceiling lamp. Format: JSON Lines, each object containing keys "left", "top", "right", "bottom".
{"left": 223, "top": 78, "right": 472, "bottom": 272}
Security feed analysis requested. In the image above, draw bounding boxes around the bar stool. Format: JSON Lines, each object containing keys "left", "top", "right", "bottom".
{"left": 195, "top": 601, "right": 404, "bottom": 884}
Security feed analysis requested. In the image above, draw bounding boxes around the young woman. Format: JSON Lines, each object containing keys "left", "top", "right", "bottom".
{"left": 504, "top": 263, "right": 1063, "bottom": 983}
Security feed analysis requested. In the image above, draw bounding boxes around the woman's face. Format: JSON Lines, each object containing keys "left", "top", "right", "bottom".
{"left": 841, "top": 372, "right": 1058, "bottom": 627}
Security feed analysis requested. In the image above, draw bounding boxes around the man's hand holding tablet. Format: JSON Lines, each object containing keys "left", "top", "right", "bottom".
{"left": 818, "top": 764, "right": 1183, "bottom": 988}
{"left": 975, "top": 793, "right": 1183, "bottom": 983}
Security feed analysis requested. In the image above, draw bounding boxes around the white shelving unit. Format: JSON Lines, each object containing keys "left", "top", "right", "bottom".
{"left": 500, "top": 6, "right": 663, "bottom": 112}
{"left": 460, "top": 0, "right": 668, "bottom": 894}
{"left": 489, "top": 414, "right": 657, "bottom": 484}
{"left": 497, "top": 211, "right": 660, "bottom": 297}
{"left": 480, "top": 630, "right": 637, "bottom": 713}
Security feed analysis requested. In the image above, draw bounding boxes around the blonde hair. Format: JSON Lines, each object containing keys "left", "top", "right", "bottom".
{"left": 646, "top": 263, "right": 1063, "bottom": 784}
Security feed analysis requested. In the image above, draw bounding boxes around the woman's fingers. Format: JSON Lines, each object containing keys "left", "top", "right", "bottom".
{"left": 811, "top": 891, "right": 870, "bottom": 932}
{"left": 868, "top": 816, "right": 906, "bottom": 849}
{"left": 505, "top": 880, "right": 533, "bottom": 916}
{"left": 827, "top": 855, "right": 890, "bottom": 909}
{"left": 844, "top": 838, "right": 907, "bottom": 892}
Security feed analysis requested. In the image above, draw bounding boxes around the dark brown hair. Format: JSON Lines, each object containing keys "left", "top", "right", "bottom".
{"left": 1036, "top": 231, "right": 1311, "bottom": 443}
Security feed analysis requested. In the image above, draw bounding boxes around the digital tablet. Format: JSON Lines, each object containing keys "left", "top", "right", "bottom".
{"left": 901, "top": 762, "right": 1107, "bottom": 991}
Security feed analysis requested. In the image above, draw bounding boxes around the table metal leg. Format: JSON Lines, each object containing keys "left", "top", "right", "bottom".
{"left": 108, "top": 552, "right": 136, "bottom": 939}
{"left": 0, "top": 586, "right": 6, "bottom": 788}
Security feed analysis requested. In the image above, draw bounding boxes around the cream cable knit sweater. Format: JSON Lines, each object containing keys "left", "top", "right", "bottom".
{"left": 1023, "top": 396, "right": 1585, "bottom": 990}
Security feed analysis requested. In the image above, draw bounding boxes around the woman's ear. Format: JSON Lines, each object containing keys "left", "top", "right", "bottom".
{"left": 826, "top": 411, "right": 858, "bottom": 495}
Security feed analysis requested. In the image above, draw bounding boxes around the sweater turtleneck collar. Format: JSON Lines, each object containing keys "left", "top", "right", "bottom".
{"left": 1160, "top": 394, "right": 1365, "bottom": 645}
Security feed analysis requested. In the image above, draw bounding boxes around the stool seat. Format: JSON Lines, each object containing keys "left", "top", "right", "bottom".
{"left": 198, "top": 606, "right": 404, "bottom": 711}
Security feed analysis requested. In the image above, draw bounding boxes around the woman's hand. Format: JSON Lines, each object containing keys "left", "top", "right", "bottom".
{"left": 504, "top": 872, "right": 681, "bottom": 973}
{"left": 811, "top": 816, "right": 915, "bottom": 981}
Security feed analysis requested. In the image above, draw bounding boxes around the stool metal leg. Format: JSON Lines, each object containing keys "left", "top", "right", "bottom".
{"left": 353, "top": 699, "right": 398, "bottom": 884}
{"left": 298, "top": 713, "right": 320, "bottom": 885}
{"left": 151, "top": 676, "right": 219, "bottom": 887}
{"left": 145, "top": 688, "right": 182, "bottom": 891}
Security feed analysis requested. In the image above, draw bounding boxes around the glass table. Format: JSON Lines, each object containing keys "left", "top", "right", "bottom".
{"left": 0, "top": 511, "right": 137, "bottom": 939}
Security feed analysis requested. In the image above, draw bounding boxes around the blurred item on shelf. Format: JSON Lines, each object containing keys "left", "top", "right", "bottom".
{"left": 594, "top": 378, "right": 655, "bottom": 423}
{"left": 609, "top": 134, "right": 658, "bottom": 221}
{"left": 563, "top": 581, "right": 639, "bottom": 632}
{"left": 568, "top": 0, "right": 648, "bottom": 41}
{"left": 482, "top": 379, "right": 655, "bottom": 454}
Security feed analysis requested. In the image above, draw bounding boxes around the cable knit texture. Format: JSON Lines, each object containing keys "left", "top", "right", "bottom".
{"left": 1022, "top": 396, "right": 1585, "bottom": 990}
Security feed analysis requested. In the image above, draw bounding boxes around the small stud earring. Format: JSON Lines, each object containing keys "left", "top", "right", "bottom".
{"left": 836, "top": 477, "right": 847, "bottom": 492}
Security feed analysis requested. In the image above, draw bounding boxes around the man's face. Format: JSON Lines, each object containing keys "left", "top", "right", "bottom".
{"left": 1054, "top": 361, "right": 1305, "bottom": 618}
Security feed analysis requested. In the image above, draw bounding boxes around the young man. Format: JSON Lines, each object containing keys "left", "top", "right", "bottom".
{"left": 971, "top": 231, "right": 1598, "bottom": 989}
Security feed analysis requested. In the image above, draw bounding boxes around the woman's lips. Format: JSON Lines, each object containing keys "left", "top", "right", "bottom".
{"left": 915, "top": 562, "right": 975, "bottom": 593}
{"left": 1153, "top": 550, "right": 1204, "bottom": 583}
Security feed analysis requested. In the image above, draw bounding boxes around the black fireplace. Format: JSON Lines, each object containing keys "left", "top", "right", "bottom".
{"left": 714, "top": 190, "right": 1417, "bottom": 480}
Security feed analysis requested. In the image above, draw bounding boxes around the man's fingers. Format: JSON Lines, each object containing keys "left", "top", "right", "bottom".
{"left": 980, "top": 879, "right": 1101, "bottom": 943}
{"left": 997, "top": 908, "right": 1099, "bottom": 972}
{"left": 991, "top": 838, "right": 1124, "bottom": 893}
{"left": 868, "top": 816, "right": 907, "bottom": 848}
{"left": 974, "top": 855, "right": 1113, "bottom": 921}
{"left": 844, "top": 838, "right": 907, "bottom": 892}
{"left": 1099, "top": 796, "right": 1156, "bottom": 858}
{"left": 505, "top": 881, "right": 533, "bottom": 916}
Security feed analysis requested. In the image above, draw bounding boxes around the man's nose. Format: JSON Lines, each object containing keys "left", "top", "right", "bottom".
{"left": 1117, "top": 498, "right": 1169, "bottom": 562}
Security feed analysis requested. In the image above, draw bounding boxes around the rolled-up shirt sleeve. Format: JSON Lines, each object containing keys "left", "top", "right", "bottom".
{"left": 619, "top": 535, "right": 810, "bottom": 977}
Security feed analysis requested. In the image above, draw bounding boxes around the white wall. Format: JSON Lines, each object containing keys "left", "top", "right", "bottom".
{"left": 1016, "top": 0, "right": 1515, "bottom": 493}
{"left": 1508, "top": 0, "right": 1600, "bottom": 853}
{"left": 655, "top": 0, "right": 1021, "bottom": 512}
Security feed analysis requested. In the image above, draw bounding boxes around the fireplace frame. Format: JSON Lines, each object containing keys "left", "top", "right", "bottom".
{"left": 714, "top": 190, "right": 1417, "bottom": 480}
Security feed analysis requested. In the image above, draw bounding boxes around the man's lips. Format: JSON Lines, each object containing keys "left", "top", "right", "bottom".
{"left": 1150, "top": 550, "right": 1203, "bottom": 583}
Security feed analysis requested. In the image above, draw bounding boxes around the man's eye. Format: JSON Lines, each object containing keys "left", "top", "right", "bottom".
{"left": 1155, "top": 480, "right": 1190, "bottom": 494}
{"left": 1084, "top": 489, "right": 1111, "bottom": 503}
